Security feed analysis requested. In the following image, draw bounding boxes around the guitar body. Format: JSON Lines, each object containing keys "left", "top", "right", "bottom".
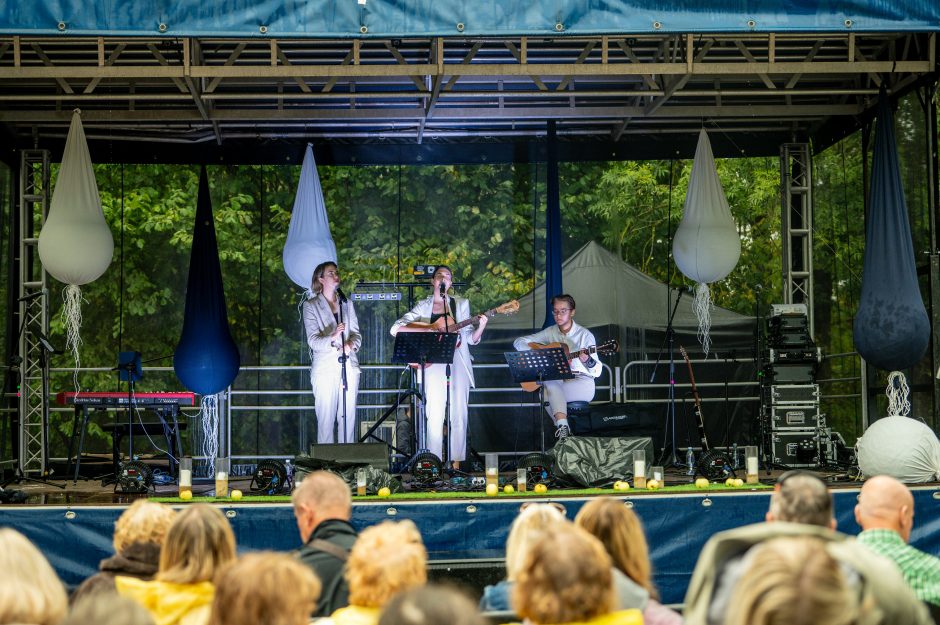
{"left": 517, "top": 340, "right": 619, "bottom": 392}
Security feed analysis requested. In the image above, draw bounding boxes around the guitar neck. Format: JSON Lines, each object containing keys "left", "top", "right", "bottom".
{"left": 448, "top": 307, "right": 498, "bottom": 332}
{"left": 569, "top": 345, "right": 599, "bottom": 362}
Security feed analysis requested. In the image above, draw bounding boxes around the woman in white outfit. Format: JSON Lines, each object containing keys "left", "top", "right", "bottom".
{"left": 303, "top": 261, "right": 362, "bottom": 444}
{"left": 513, "top": 294, "right": 601, "bottom": 439}
{"left": 390, "top": 265, "right": 487, "bottom": 467}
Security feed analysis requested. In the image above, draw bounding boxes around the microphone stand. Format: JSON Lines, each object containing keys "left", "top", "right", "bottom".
{"left": 441, "top": 285, "right": 453, "bottom": 469}
{"left": 650, "top": 287, "right": 686, "bottom": 467}
{"left": 337, "top": 290, "right": 349, "bottom": 444}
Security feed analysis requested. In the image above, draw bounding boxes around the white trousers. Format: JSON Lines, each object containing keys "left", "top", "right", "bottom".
{"left": 311, "top": 362, "right": 361, "bottom": 444}
{"left": 421, "top": 362, "right": 470, "bottom": 462}
{"left": 543, "top": 375, "right": 595, "bottom": 422}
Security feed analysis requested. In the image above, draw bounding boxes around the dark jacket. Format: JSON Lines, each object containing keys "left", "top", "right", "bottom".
{"left": 71, "top": 541, "right": 161, "bottom": 604}
{"left": 296, "top": 518, "right": 358, "bottom": 618}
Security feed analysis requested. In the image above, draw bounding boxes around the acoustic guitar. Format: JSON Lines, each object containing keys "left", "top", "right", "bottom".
{"left": 403, "top": 299, "right": 520, "bottom": 367}
{"left": 519, "top": 339, "right": 619, "bottom": 392}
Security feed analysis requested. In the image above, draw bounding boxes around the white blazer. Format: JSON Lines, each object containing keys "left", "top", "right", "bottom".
{"left": 390, "top": 295, "right": 479, "bottom": 387}
{"left": 303, "top": 293, "right": 362, "bottom": 369}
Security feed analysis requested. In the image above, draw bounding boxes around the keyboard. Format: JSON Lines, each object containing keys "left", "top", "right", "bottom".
{"left": 55, "top": 392, "right": 196, "bottom": 407}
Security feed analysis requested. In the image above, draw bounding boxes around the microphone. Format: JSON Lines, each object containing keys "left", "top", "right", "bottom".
{"left": 337, "top": 287, "right": 348, "bottom": 303}
{"left": 17, "top": 290, "right": 44, "bottom": 303}
{"left": 439, "top": 282, "right": 446, "bottom": 298}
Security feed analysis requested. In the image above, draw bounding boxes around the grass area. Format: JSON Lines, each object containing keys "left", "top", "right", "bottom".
{"left": 151, "top": 482, "right": 772, "bottom": 504}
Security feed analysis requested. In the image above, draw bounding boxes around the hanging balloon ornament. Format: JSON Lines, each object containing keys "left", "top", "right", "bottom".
{"left": 173, "top": 167, "right": 241, "bottom": 476}
{"left": 672, "top": 129, "right": 741, "bottom": 355}
{"left": 282, "top": 144, "right": 338, "bottom": 296}
{"left": 853, "top": 91, "right": 930, "bottom": 397}
{"left": 37, "top": 109, "right": 114, "bottom": 388}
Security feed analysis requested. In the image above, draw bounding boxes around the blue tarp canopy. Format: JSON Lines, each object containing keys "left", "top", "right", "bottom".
{"left": 2, "top": 1, "right": 939, "bottom": 37}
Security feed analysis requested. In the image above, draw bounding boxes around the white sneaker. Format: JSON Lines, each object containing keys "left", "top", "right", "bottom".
{"left": 555, "top": 424, "right": 571, "bottom": 439}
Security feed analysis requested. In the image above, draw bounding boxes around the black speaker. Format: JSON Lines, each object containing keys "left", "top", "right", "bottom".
{"left": 308, "top": 443, "right": 389, "bottom": 472}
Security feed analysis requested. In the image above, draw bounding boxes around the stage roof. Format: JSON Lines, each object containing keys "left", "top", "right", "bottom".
{"left": 0, "top": 2, "right": 937, "bottom": 164}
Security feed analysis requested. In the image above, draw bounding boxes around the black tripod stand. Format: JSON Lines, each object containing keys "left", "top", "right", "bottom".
{"left": 650, "top": 287, "right": 687, "bottom": 468}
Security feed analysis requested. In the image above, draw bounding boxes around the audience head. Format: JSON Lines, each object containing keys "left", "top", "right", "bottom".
{"left": 378, "top": 585, "right": 487, "bottom": 625}
{"left": 725, "top": 536, "right": 857, "bottom": 625}
{"left": 292, "top": 470, "right": 352, "bottom": 543}
{"left": 0, "top": 528, "right": 68, "bottom": 625}
{"left": 512, "top": 523, "right": 615, "bottom": 625}
{"left": 346, "top": 520, "right": 427, "bottom": 609}
{"left": 766, "top": 471, "right": 835, "bottom": 529}
{"left": 63, "top": 594, "right": 155, "bottom": 625}
{"left": 112, "top": 499, "right": 177, "bottom": 553}
{"left": 209, "top": 552, "right": 321, "bottom": 625}
{"left": 575, "top": 497, "right": 655, "bottom": 596}
{"left": 855, "top": 475, "right": 916, "bottom": 542}
{"left": 157, "top": 504, "right": 236, "bottom": 584}
{"left": 505, "top": 503, "right": 567, "bottom": 581}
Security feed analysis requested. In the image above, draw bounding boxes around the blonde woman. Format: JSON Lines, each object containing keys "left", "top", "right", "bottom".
{"left": 73, "top": 500, "right": 177, "bottom": 603}
{"left": 725, "top": 536, "right": 859, "bottom": 625}
{"left": 479, "top": 503, "right": 566, "bottom": 611}
{"left": 512, "top": 523, "right": 642, "bottom": 625}
{"left": 329, "top": 520, "right": 427, "bottom": 625}
{"left": 208, "top": 552, "right": 321, "bottom": 625}
{"left": 117, "top": 504, "right": 237, "bottom": 625}
{"left": 575, "top": 498, "right": 682, "bottom": 625}
{"left": 0, "top": 528, "right": 68, "bottom": 625}
{"left": 304, "top": 260, "right": 362, "bottom": 444}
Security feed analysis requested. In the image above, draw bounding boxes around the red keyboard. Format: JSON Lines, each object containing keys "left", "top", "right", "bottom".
{"left": 55, "top": 392, "right": 196, "bottom": 407}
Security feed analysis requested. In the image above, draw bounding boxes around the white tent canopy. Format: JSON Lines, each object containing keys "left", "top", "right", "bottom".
{"left": 488, "top": 241, "right": 750, "bottom": 339}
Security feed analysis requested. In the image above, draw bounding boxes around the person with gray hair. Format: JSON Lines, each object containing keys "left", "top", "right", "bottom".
{"left": 293, "top": 470, "right": 358, "bottom": 617}
{"left": 683, "top": 471, "right": 932, "bottom": 625}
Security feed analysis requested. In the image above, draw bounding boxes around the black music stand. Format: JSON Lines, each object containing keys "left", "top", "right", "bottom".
{"left": 391, "top": 332, "right": 458, "bottom": 462}
{"left": 504, "top": 348, "right": 572, "bottom": 453}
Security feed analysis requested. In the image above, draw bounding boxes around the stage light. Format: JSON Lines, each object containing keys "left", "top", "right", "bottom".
{"left": 518, "top": 452, "right": 553, "bottom": 487}
{"left": 410, "top": 451, "right": 442, "bottom": 483}
{"left": 696, "top": 450, "right": 735, "bottom": 481}
{"left": 249, "top": 459, "right": 292, "bottom": 495}
{"left": 117, "top": 460, "right": 153, "bottom": 493}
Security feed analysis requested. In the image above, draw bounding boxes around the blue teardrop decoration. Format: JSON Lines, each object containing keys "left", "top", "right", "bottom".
{"left": 853, "top": 91, "right": 930, "bottom": 371}
{"left": 173, "top": 166, "right": 241, "bottom": 395}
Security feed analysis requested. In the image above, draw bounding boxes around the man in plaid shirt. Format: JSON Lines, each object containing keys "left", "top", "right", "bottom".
{"left": 856, "top": 475, "right": 940, "bottom": 607}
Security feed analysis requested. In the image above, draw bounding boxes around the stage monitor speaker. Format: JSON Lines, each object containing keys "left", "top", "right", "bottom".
{"left": 553, "top": 436, "right": 653, "bottom": 488}
{"left": 308, "top": 442, "right": 389, "bottom": 472}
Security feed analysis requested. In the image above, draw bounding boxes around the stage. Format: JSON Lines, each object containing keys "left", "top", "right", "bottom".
{"left": 3, "top": 478, "right": 940, "bottom": 605}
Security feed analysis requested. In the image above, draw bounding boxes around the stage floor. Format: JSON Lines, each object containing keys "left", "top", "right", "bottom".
{"left": 5, "top": 469, "right": 940, "bottom": 605}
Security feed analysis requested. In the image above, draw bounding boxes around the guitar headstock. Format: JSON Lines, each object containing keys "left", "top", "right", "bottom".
{"left": 494, "top": 300, "right": 520, "bottom": 316}
{"left": 596, "top": 339, "right": 620, "bottom": 356}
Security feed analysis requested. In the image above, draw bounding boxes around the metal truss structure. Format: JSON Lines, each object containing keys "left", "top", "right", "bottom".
{"left": 780, "top": 143, "right": 815, "bottom": 336}
{"left": 0, "top": 32, "right": 934, "bottom": 148}
{"left": 17, "top": 149, "right": 50, "bottom": 475}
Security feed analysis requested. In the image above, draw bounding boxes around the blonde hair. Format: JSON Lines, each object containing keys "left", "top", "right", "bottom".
{"left": 0, "top": 528, "right": 68, "bottom": 625}
{"left": 725, "top": 537, "right": 858, "bottom": 625}
{"left": 513, "top": 524, "right": 614, "bottom": 624}
{"left": 575, "top": 498, "right": 655, "bottom": 597}
{"left": 157, "top": 504, "right": 236, "bottom": 584}
{"left": 505, "top": 504, "right": 566, "bottom": 581}
{"left": 208, "top": 552, "right": 321, "bottom": 625}
{"left": 346, "top": 521, "right": 427, "bottom": 608}
{"left": 113, "top": 499, "right": 178, "bottom": 553}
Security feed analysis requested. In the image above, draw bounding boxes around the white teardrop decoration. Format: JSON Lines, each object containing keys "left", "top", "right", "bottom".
{"left": 672, "top": 129, "right": 741, "bottom": 355}
{"left": 38, "top": 110, "right": 114, "bottom": 387}
{"left": 282, "top": 144, "right": 338, "bottom": 294}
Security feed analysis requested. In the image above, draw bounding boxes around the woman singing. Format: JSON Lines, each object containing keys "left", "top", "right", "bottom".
{"left": 391, "top": 265, "right": 487, "bottom": 466}
{"left": 303, "top": 261, "right": 362, "bottom": 444}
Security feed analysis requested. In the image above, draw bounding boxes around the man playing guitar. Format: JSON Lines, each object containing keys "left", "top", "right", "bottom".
{"left": 513, "top": 294, "right": 601, "bottom": 439}
{"left": 391, "top": 265, "right": 488, "bottom": 468}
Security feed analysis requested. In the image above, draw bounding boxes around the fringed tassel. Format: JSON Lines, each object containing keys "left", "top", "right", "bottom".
{"left": 200, "top": 394, "right": 220, "bottom": 477}
{"left": 62, "top": 284, "right": 84, "bottom": 392}
{"left": 693, "top": 282, "right": 714, "bottom": 356}
{"left": 886, "top": 371, "right": 911, "bottom": 417}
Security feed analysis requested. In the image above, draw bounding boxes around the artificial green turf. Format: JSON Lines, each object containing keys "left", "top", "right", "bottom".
{"left": 151, "top": 482, "right": 772, "bottom": 504}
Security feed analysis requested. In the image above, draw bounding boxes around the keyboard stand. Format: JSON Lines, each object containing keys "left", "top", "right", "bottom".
{"left": 66, "top": 403, "right": 186, "bottom": 484}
